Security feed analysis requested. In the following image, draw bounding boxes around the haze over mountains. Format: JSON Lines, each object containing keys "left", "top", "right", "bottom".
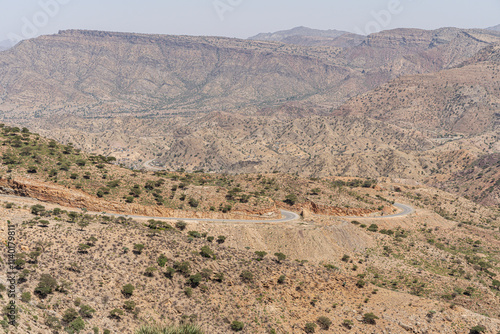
{"left": 0, "top": 26, "right": 499, "bottom": 205}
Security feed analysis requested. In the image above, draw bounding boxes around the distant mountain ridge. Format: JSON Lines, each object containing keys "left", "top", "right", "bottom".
{"left": 249, "top": 26, "right": 352, "bottom": 40}
{"left": 488, "top": 24, "right": 500, "bottom": 31}
{"left": 249, "top": 26, "right": 365, "bottom": 47}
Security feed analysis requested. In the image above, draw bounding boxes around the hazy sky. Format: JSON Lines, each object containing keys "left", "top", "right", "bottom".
{"left": 1, "top": 0, "right": 499, "bottom": 42}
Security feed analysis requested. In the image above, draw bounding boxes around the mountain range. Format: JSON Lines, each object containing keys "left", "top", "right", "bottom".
{"left": 0, "top": 26, "right": 499, "bottom": 205}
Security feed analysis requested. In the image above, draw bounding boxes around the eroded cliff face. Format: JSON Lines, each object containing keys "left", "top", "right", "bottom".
{"left": 0, "top": 177, "right": 278, "bottom": 220}
{"left": 277, "top": 201, "right": 379, "bottom": 217}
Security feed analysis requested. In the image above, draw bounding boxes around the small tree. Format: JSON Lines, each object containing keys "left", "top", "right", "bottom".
{"left": 79, "top": 305, "right": 96, "bottom": 318}
{"left": 217, "top": 235, "right": 226, "bottom": 244}
{"left": 343, "top": 319, "right": 354, "bottom": 329}
{"left": 230, "top": 321, "right": 244, "bottom": 332}
{"left": 254, "top": 251, "right": 267, "bottom": 260}
{"left": 175, "top": 221, "right": 187, "bottom": 230}
{"left": 188, "top": 198, "right": 199, "bottom": 208}
{"left": 31, "top": 204, "right": 46, "bottom": 215}
{"left": 200, "top": 246, "right": 214, "bottom": 258}
{"left": 469, "top": 326, "right": 486, "bottom": 334}
{"left": 133, "top": 244, "right": 145, "bottom": 254}
{"left": 317, "top": 316, "right": 332, "bottom": 330}
{"left": 284, "top": 194, "right": 298, "bottom": 205}
{"left": 123, "top": 301, "right": 136, "bottom": 312}
{"left": 109, "top": 308, "right": 124, "bottom": 319}
{"left": 62, "top": 308, "right": 79, "bottom": 324}
{"left": 122, "top": 284, "right": 135, "bottom": 297}
{"left": 77, "top": 219, "right": 90, "bottom": 231}
{"left": 67, "top": 317, "right": 85, "bottom": 333}
{"left": 274, "top": 252, "right": 286, "bottom": 263}
{"left": 240, "top": 270, "right": 253, "bottom": 283}
{"left": 304, "top": 322, "right": 316, "bottom": 333}
{"left": 78, "top": 244, "right": 91, "bottom": 254}
{"left": 363, "top": 313, "right": 379, "bottom": 324}
{"left": 157, "top": 254, "right": 169, "bottom": 267}
{"left": 187, "top": 273, "right": 202, "bottom": 288}
{"left": 21, "top": 292, "right": 31, "bottom": 303}
{"left": 144, "top": 266, "right": 158, "bottom": 277}
{"left": 34, "top": 274, "right": 58, "bottom": 298}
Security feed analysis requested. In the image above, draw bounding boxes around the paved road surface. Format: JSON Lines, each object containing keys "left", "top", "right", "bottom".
{"left": 0, "top": 193, "right": 413, "bottom": 223}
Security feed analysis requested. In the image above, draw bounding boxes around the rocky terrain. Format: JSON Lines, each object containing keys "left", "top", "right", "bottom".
{"left": 0, "top": 28, "right": 498, "bottom": 207}
{"left": 1, "top": 162, "right": 500, "bottom": 333}
{"left": 0, "top": 25, "right": 499, "bottom": 333}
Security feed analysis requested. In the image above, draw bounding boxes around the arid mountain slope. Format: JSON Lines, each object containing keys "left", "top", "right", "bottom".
{"left": 1, "top": 28, "right": 499, "bottom": 120}
{"left": 338, "top": 43, "right": 500, "bottom": 135}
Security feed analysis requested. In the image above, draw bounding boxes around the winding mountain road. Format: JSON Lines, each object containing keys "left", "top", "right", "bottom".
{"left": 0, "top": 193, "right": 414, "bottom": 223}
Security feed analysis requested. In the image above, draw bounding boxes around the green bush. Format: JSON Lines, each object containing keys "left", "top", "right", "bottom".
{"left": 30, "top": 204, "right": 46, "bottom": 215}
{"left": 135, "top": 324, "right": 203, "bottom": 334}
{"left": 304, "top": 322, "right": 316, "bottom": 333}
{"left": 200, "top": 246, "right": 214, "bottom": 258}
{"left": 66, "top": 317, "right": 85, "bottom": 333}
{"left": 187, "top": 273, "right": 202, "bottom": 288}
{"left": 230, "top": 321, "right": 244, "bottom": 332}
{"left": 34, "top": 274, "right": 58, "bottom": 298}
{"left": 255, "top": 251, "right": 267, "bottom": 260}
{"left": 175, "top": 221, "right": 187, "bottom": 230}
{"left": 145, "top": 267, "right": 158, "bottom": 277}
{"left": 79, "top": 305, "right": 95, "bottom": 318}
{"left": 284, "top": 194, "right": 298, "bottom": 205}
{"left": 109, "top": 308, "right": 124, "bottom": 319}
{"left": 157, "top": 254, "right": 169, "bottom": 267}
{"left": 363, "top": 313, "right": 379, "bottom": 324}
{"left": 367, "top": 224, "right": 379, "bottom": 232}
{"left": 274, "top": 252, "right": 286, "bottom": 263}
{"left": 174, "top": 261, "right": 191, "bottom": 277}
{"left": 343, "top": 319, "right": 354, "bottom": 329}
{"left": 188, "top": 231, "right": 202, "bottom": 238}
{"left": 240, "top": 270, "right": 253, "bottom": 283}
{"left": 62, "top": 308, "right": 79, "bottom": 324}
{"left": 277, "top": 275, "right": 286, "bottom": 284}
{"left": 122, "top": 284, "right": 135, "bottom": 297}
{"left": 184, "top": 287, "right": 193, "bottom": 297}
{"left": 165, "top": 267, "right": 176, "bottom": 279}
{"left": 356, "top": 279, "right": 366, "bottom": 288}
{"left": 188, "top": 198, "right": 199, "bottom": 208}
{"left": 133, "top": 244, "right": 145, "bottom": 254}
{"left": 124, "top": 300, "right": 136, "bottom": 312}
{"left": 469, "top": 325, "right": 486, "bottom": 334}
{"left": 21, "top": 292, "right": 31, "bottom": 303}
{"left": 316, "top": 316, "right": 332, "bottom": 330}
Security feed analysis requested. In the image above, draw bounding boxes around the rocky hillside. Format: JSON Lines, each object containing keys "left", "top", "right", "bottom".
{"left": 1, "top": 170, "right": 500, "bottom": 333}
{"left": 1, "top": 28, "right": 499, "bottom": 120}
{"left": 0, "top": 28, "right": 499, "bottom": 207}
{"left": 338, "top": 43, "right": 500, "bottom": 135}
